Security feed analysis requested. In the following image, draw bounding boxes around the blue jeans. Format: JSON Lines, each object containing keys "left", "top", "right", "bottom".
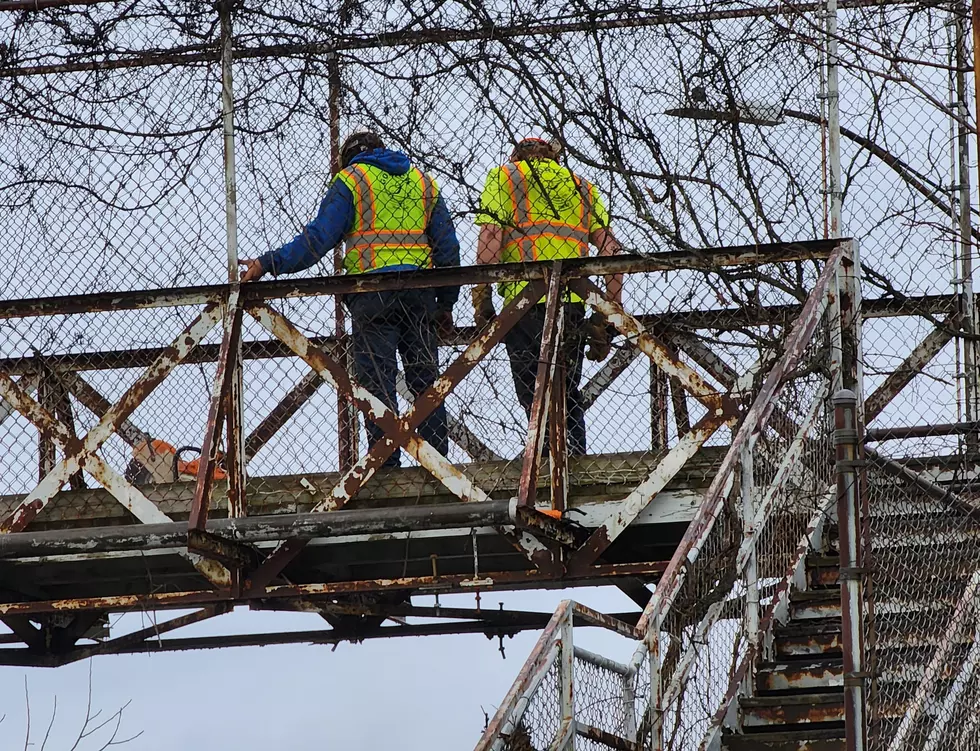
{"left": 346, "top": 289, "right": 449, "bottom": 467}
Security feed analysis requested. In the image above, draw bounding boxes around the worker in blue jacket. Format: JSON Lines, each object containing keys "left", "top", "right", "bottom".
{"left": 240, "top": 130, "right": 461, "bottom": 467}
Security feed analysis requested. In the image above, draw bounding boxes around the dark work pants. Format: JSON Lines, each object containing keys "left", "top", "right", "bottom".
{"left": 346, "top": 289, "right": 449, "bottom": 468}
{"left": 504, "top": 302, "right": 587, "bottom": 455}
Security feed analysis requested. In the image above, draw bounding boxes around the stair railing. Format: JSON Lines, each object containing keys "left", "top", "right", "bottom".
{"left": 474, "top": 242, "right": 854, "bottom": 751}
{"left": 635, "top": 242, "right": 850, "bottom": 750}
{"left": 476, "top": 600, "right": 642, "bottom": 751}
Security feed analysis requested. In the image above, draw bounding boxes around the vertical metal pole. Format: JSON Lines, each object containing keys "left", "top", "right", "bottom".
{"left": 957, "top": 1, "right": 979, "bottom": 450}
{"left": 219, "top": 0, "right": 245, "bottom": 516}
{"left": 622, "top": 671, "right": 637, "bottom": 743}
{"left": 647, "top": 619, "right": 664, "bottom": 751}
{"left": 650, "top": 361, "right": 668, "bottom": 452}
{"left": 519, "top": 263, "right": 565, "bottom": 507}
{"left": 740, "top": 441, "right": 759, "bottom": 697}
{"left": 328, "top": 53, "right": 357, "bottom": 472}
{"left": 220, "top": 1, "right": 239, "bottom": 283}
{"left": 36, "top": 374, "right": 56, "bottom": 482}
{"left": 825, "top": 0, "right": 842, "bottom": 239}
{"left": 559, "top": 606, "right": 574, "bottom": 748}
{"left": 549, "top": 361, "right": 568, "bottom": 513}
{"left": 834, "top": 389, "right": 868, "bottom": 751}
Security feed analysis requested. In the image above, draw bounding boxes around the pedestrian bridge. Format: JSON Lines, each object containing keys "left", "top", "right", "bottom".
{"left": 0, "top": 238, "right": 962, "bottom": 668}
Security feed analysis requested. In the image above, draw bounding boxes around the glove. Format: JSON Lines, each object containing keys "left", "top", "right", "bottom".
{"left": 585, "top": 314, "right": 615, "bottom": 362}
{"left": 434, "top": 310, "right": 455, "bottom": 341}
{"left": 471, "top": 285, "right": 497, "bottom": 330}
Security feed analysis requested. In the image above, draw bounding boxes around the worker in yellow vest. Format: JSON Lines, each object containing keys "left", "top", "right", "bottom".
{"left": 473, "top": 137, "right": 622, "bottom": 455}
{"left": 240, "top": 130, "right": 460, "bottom": 467}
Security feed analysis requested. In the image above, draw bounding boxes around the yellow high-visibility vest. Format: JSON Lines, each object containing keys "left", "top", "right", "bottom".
{"left": 337, "top": 163, "right": 437, "bottom": 275}
{"left": 497, "top": 160, "right": 595, "bottom": 302}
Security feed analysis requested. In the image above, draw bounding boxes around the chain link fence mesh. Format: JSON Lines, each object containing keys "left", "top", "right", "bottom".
{"left": 864, "top": 453, "right": 980, "bottom": 751}
{"left": 1, "top": 0, "right": 979, "bottom": 745}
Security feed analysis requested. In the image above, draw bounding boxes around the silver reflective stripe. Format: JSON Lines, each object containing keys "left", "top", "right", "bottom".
{"left": 349, "top": 166, "right": 376, "bottom": 229}
{"left": 508, "top": 164, "right": 531, "bottom": 225}
{"left": 518, "top": 224, "right": 589, "bottom": 242}
{"left": 348, "top": 230, "right": 430, "bottom": 247}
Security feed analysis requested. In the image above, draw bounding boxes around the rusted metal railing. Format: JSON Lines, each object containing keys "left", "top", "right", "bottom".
{"left": 474, "top": 242, "right": 856, "bottom": 750}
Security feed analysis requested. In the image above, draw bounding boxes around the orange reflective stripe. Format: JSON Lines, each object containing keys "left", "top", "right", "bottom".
{"left": 419, "top": 170, "right": 436, "bottom": 224}
{"left": 501, "top": 162, "right": 594, "bottom": 261}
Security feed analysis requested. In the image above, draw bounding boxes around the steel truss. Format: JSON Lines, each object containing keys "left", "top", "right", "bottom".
{"left": 0, "top": 239, "right": 968, "bottom": 667}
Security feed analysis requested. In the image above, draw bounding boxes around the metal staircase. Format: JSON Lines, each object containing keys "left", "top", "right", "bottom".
{"left": 474, "top": 244, "right": 980, "bottom": 751}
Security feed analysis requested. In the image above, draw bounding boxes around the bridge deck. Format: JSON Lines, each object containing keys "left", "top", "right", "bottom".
{"left": 0, "top": 448, "right": 726, "bottom": 609}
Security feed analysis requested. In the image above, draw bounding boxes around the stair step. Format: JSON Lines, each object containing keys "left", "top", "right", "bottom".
{"left": 757, "top": 658, "right": 842, "bottom": 693}
{"left": 806, "top": 555, "right": 840, "bottom": 588}
{"left": 723, "top": 727, "right": 844, "bottom": 750}
{"left": 774, "top": 618, "right": 842, "bottom": 659}
{"left": 740, "top": 691, "right": 844, "bottom": 727}
{"left": 790, "top": 589, "right": 841, "bottom": 620}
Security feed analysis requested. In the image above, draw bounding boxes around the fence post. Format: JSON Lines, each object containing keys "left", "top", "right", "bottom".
{"left": 740, "top": 441, "right": 760, "bottom": 696}
{"left": 328, "top": 53, "right": 358, "bottom": 473}
{"left": 647, "top": 618, "right": 663, "bottom": 751}
{"left": 834, "top": 388, "right": 868, "bottom": 751}
{"left": 559, "top": 605, "right": 574, "bottom": 749}
{"left": 218, "top": 0, "right": 246, "bottom": 517}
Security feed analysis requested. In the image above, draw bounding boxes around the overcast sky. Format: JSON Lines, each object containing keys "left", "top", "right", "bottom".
{"left": 0, "top": 587, "right": 640, "bottom": 750}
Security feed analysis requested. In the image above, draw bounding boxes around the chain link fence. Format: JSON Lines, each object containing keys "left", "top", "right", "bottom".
{"left": 863, "top": 449, "right": 980, "bottom": 751}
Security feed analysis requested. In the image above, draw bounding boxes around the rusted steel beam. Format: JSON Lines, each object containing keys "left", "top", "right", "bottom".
{"left": 519, "top": 266, "right": 565, "bottom": 508}
{"left": 190, "top": 300, "right": 244, "bottom": 530}
{"left": 575, "top": 723, "right": 640, "bottom": 751}
{"left": 0, "top": 561, "right": 669, "bottom": 616}
{"left": 0, "top": 616, "right": 624, "bottom": 662}
{"left": 669, "top": 373, "right": 691, "bottom": 436}
{"left": 61, "top": 605, "right": 232, "bottom": 664}
{"left": 649, "top": 361, "right": 669, "bottom": 452}
{"left": 0, "top": 501, "right": 517, "bottom": 558}
{"left": 0, "top": 293, "right": 956, "bottom": 379}
{"left": 865, "top": 420, "right": 980, "bottom": 441}
{"left": 0, "top": 304, "right": 222, "bottom": 533}
{"left": 0, "top": 244, "right": 838, "bottom": 318}
{"left": 636, "top": 244, "right": 844, "bottom": 638}
{"left": 864, "top": 317, "right": 955, "bottom": 422}
{"left": 550, "top": 358, "right": 569, "bottom": 512}
{"left": 57, "top": 372, "right": 148, "bottom": 447}
{"left": 566, "top": 408, "right": 734, "bottom": 574}
{"left": 581, "top": 345, "right": 639, "bottom": 410}
{"left": 0, "top": 616, "right": 43, "bottom": 651}
{"left": 225, "top": 336, "right": 246, "bottom": 519}
{"left": 0, "top": 336, "right": 345, "bottom": 375}
{"left": 834, "top": 390, "right": 868, "bottom": 751}
{"left": 243, "top": 303, "right": 499, "bottom": 587}
{"left": 568, "top": 277, "right": 727, "bottom": 413}
{"left": 36, "top": 374, "right": 57, "bottom": 482}
{"left": 0, "top": 374, "right": 37, "bottom": 426}
{"left": 50, "top": 377, "right": 85, "bottom": 491}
